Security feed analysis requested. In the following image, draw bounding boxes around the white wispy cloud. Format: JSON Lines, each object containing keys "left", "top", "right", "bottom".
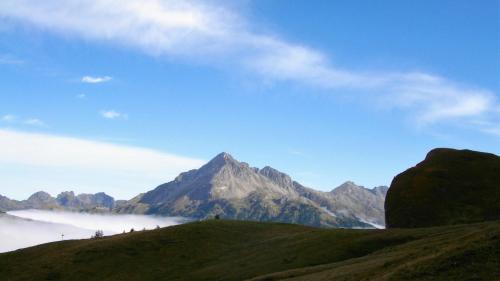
{"left": 470, "top": 120, "right": 500, "bottom": 137}
{"left": 1, "top": 114, "right": 47, "bottom": 127}
{"left": 0, "top": 129, "right": 205, "bottom": 199}
{"left": 24, "top": 118, "right": 46, "bottom": 127}
{"left": 0, "top": 0, "right": 497, "bottom": 134}
{"left": 100, "top": 110, "right": 127, "bottom": 120}
{"left": 76, "top": 93, "right": 86, "bottom": 99}
{"left": 1, "top": 114, "right": 16, "bottom": 122}
{"left": 81, "top": 75, "right": 112, "bottom": 84}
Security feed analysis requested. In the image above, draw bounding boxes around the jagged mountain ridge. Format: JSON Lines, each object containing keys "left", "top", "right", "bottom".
{"left": 122, "top": 152, "right": 387, "bottom": 228}
{"left": 0, "top": 191, "right": 115, "bottom": 212}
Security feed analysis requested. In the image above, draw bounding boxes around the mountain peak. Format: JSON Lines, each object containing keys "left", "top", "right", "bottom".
{"left": 204, "top": 152, "right": 239, "bottom": 169}
{"left": 26, "top": 191, "right": 56, "bottom": 208}
{"left": 332, "top": 181, "right": 362, "bottom": 192}
{"left": 28, "top": 191, "right": 53, "bottom": 201}
{"left": 127, "top": 152, "right": 389, "bottom": 228}
{"left": 214, "top": 152, "right": 235, "bottom": 161}
{"left": 259, "top": 166, "right": 293, "bottom": 189}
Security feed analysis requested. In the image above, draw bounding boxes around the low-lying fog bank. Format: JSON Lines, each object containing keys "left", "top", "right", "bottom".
{"left": 0, "top": 210, "right": 188, "bottom": 253}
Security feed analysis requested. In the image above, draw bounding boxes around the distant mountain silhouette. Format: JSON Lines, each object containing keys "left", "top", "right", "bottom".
{"left": 385, "top": 148, "right": 500, "bottom": 228}
{"left": 0, "top": 191, "right": 115, "bottom": 212}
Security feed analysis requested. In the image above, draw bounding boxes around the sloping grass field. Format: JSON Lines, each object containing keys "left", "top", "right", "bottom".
{"left": 0, "top": 220, "right": 498, "bottom": 281}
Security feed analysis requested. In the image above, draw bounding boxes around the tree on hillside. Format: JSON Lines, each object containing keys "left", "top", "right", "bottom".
{"left": 92, "top": 230, "right": 104, "bottom": 239}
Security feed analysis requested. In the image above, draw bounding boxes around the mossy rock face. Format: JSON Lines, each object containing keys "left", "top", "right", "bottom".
{"left": 385, "top": 148, "right": 500, "bottom": 228}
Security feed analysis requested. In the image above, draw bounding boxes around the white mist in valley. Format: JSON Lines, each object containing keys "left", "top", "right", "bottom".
{"left": 0, "top": 213, "right": 95, "bottom": 253}
{"left": 0, "top": 210, "right": 188, "bottom": 253}
{"left": 8, "top": 209, "right": 186, "bottom": 233}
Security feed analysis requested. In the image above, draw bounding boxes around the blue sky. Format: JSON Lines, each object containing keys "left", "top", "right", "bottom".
{"left": 0, "top": 0, "right": 499, "bottom": 199}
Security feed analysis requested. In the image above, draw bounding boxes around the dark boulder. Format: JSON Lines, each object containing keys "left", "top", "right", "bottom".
{"left": 385, "top": 148, "right": 500, "bottom": 228}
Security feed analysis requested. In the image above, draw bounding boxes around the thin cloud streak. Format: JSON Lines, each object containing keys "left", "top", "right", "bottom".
{"left": 1, "top": 114, "right": 16, "bottom": 122}
{"left": 81, "top": 75, "right": 112, "bottom": 83}
{"left": 1, "top": 114, "right": 47, "bottom": 127}
{"left": 0, "top": 0, "right": 497, "bottom": 134}
{"left": 24, "top": 118, "right": 46, "bottom": 127}
{"left": 100, "top": 110, "right": 127, "bottom": 120}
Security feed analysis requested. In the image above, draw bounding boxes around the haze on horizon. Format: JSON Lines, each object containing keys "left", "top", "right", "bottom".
{"left": 0, "top": 209, "right": 186, "bottom": 253}
{"left": 0, "top": 0, "right": 498, "bottom": 200}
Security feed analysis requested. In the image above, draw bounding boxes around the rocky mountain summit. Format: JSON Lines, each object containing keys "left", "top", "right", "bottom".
{"left": 117, "top": 152, "right": 388, "bottom": 228}
{"left": 56, "top": 191, "right": 114, "bottom": 209}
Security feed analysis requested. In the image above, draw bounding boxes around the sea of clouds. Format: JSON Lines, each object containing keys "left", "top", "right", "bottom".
{"left": 0, "top": 209, "right": 187, "bottom": 253}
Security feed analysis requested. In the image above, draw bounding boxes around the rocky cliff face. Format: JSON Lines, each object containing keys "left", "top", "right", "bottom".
{"left": 126, "top": 152, "right": 387, "bottom": 228}
{"left": 385, "top": 148, "right": 500, "bottom": 228}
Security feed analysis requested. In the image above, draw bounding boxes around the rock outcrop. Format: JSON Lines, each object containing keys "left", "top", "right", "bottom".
{"left": 385, "top": 148, "right": 500, "bottom": 228}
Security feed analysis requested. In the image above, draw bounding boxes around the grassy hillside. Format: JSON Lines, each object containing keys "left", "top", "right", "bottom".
{"left": 0, "top": 220, "right": 499, "bottom": 281}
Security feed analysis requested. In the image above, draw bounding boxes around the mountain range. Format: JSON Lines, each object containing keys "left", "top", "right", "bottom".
{"left": 0, "top": 152, "right": 388, "bottom": 228}
{"left": 0, "top": 191, "right": 115, "bottom": 212}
